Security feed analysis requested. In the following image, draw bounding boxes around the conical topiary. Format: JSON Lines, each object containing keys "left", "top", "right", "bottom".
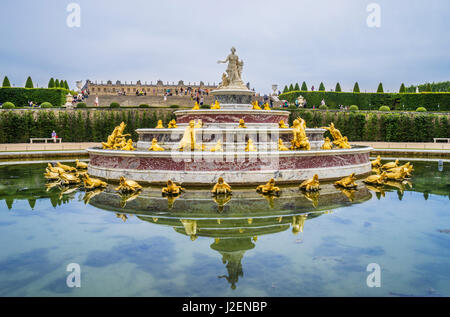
{"left": 399, "top": 83, "right": 406, "bottom": 93}
{"left": 301, "top": 81, "right": 308, "bottom": 91}
{"left": 55, "top": 79, "right": 60, "bottom": 88}
{"left": 289, "top": 84, "right": 294, "bottom": 91}
{"left": 353, "top": 82, "right": 360, "bottom": 93}
{"left": 335, "top": 83, "right": 342, "bottom": 92}
{"left": 48, "top": 78, "right": 55, "bottom": 88}
{"left": 2, "top": 76, "right": 11, "bottom": 87}
{"left": 283, "top": 85, "right": 288, "bottom": 93}
{"left": 25, "top": 76, "right": 34, "bottom": 88}
{"left": 319, "top": 82, "right": 325, "bottom": 91}
{"left": 294, "top": 83, "right": 300, "bottom": 91}
{"left": 377, "top": 82, "right": 384, "bottom": 93}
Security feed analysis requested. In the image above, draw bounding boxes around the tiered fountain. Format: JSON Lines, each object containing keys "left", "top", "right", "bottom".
{"left": 87, "top": 48, "right": 372, "bottom": 185}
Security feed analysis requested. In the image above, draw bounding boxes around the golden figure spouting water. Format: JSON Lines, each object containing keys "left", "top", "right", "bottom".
{"left": 168, "top": 120, "right": 178, "bottom": 129}
{"left": 155, "top": 120, "right": 164, "bottom": 129}
{"left": 238, "top": 119, "right": 247, "bottom": 128}
{"left": 321, "top": 137, "right": 333, "bottom": 150}
{"left": 102, "top": 122, "right": 131, "bottom": 150}
{"left": 211, "top": 177, "right": 232, "bottom": 195}
{"left": 290, "top": 117, "right": 311, "bottom": 150}
{"left": 148, "top": 138, "right": 165, "bottom": 151}
{"left": 245, "top": 139, "right": 257, "bottom": 152}
{"left": 252, "top": 101, "right": 262, "bottom": 110}
{"left": 322, "top": 123, "right": 351, "bottom": 149}
{"left": 278, "top": 139, "right": 289, "bottom": 151}
{"left": 179, "top": 120, "right": 204, "bottom": 151}
{"left": 211, "top": 100, "right": 221, "bottom": 109}
{"left": 279, "top": 120, "right": 288, "bottom": 128}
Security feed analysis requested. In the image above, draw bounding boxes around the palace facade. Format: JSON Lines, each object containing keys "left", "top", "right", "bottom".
{"left": 83, "top": 79, "right": 218, "bottom": 96}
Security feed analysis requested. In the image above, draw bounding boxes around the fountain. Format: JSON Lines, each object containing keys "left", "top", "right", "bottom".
{"left": 87, "top": 48, "right": 373, "bottom": 185}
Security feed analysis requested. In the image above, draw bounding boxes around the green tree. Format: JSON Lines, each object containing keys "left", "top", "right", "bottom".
{"left": 425, "top": 83, "right": 432, "bottom": 92}
{"left": 55, "top": 79, "right": 60, "bottom": 88}
{"left": 319, "top": 82, "right": 325, "bottom": 91}
{"left": 2, "top": 76, "right": 11, "bottom": 87}
{"left": 294, "top": 83, "right": 300, "bottom": 91}
{"left": 377, "top": 82, "right": 384, "bottom": 93}
{"left": 335, "top": 83, "right": 342, "bottom": 92}
{"left": 353, "top": 82, "right": 360, "bottom": 93}
{"left": 283, "top": 85, "right": 288, "bottom": 93}
{"left": 48, "top": 78, "right": 55, "bottom": 88}
{"left": 399, "top": 83, "right": 406, "bottom": 93}
{"left": 25, "top": 76, "right": 34, "bottom": 88}
{"left": 64, "top": 80, "right": 69, "bottom": 90}
{"left": 301, "top": 82, "right": 308, "bottom": 91}
{"left": 289, "top": 84, "right": 294, "bottom": 91}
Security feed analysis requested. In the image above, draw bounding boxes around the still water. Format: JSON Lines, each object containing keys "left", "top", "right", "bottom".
{"left": 0, "top": 160, "right": 449, "bottom": 297}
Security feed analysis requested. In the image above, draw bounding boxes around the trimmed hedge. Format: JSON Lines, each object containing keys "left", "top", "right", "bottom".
{"left": 319, "top": 105, "right": 328, "bottom": 110}
{"left": 379, "top": 106, "right": 390, "bottom": 111}
{"left": 2, "top": 102, "right": 15, "bottom": 109}
{"left": 416, "top": 107, "right": 427, "bottom": 112}
{"left": 139, "top": 104, "right": 150, "bottom": 108}
{"left": 110, "top": 102, "right": 120, "bottom": 108}
{"left": 349, "top": 105, "right": 359, "bottom": 111}
{"left": 40, "top": 102, "right": 53, "bottom": 108}
{"left": 76, "top": 102, "right": 87, "bottom": 108}
{"left": 279, "top": 91, "right": 450, "bottom": 111}
{"left": 0, "top": 88, "right": 67, "bottom": 107}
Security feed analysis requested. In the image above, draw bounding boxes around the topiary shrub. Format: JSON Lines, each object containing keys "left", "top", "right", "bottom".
{"left": 379, "top": 106, "right": 390, "bottom": 111}
{"left": 76, "top": 102, "right": 87, "bottom": 108}
{"left": 139, "top": 104, "right": 150, "bottom": 108}
{"left": 40, "top": 102, "right": 53, "bottom": 108}
{"left": 110, "top": 102, "right": 120, "bottom": 108}
{"left": 288, "top": 105, "right": 297, "bottom": 110}
{"left": 416, "top": 107, "right": 427, "bottom": 112}
{"left": 1, "top": 102, "right": 15, "bottom": 109}
{"left": 349, "top": 105, "right": 359, "bottom": 111}
{"left": 200, "top": 104, "right": 210, "bottom": 109}
{"left": 170, "top": 104, "right": 180, "bottom": 108}
{"left": 319, "top": 104, "right": 328, "bottom": 110}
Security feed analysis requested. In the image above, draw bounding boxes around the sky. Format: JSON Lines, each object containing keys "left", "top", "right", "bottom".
{"left": 0, "top": 0, "right": 449, "bottom": 94}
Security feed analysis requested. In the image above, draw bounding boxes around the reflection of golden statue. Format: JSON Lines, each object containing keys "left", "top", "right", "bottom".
{"left": 213, "top": 194, "right": 232, "bottom": 212}
{"left": 162, "top": 180, "right": 185, "bottom": 195}
{"left": 165, "top": 194, "right": 180, "bottom": 210}
{"left": 180, "top": 219, "right": 197, "bottom": 241}
{"left": 82, "top": 174, "right": 107, "bottom": 190}
{"left": 102, "top": 122, "right": 131, "bottom": 150}
{"left": 115, "top": 176, "right": 142, "bottom": 193}
{"left": 252, "top": 101, "right": 262, "bottom": 110}
{"left": 292, "top": 215, "right": 308, "bottom": 235}
{"left": 245, "top": 139, "right": 257, "bottom": 152}
{"left": 148, "top": 138, "right": 165, "bottom": 151}
{"left": 279, "top": 120, "right": 288, "bottom": 128}
{"left": 116, "top": 213, "right": 128, "bottom": 222}
{"left": 371, "top": 156, "right": 382, "bottom": 168}
{"left": 321, "top": 137, "right": 333, "bottom": 150}
{"left": 363, "top": 172, "right": 387, "bottom": 185}
{"left": 82, "top": 188, "right": 104, "bottom": 204}
{"left": 278, "top": 139, "right": 289, "bottom": 151}
{"left": 211, "top": 100, "right": 221, "bottom": 110}
{"left": 322, "top": 123, "right": 351, "bottom": 149}
{"left": 337, "top": 187, "right": 357, "bottom": 202}
{"left": 76, "top": 159, "right": 88, "bottom": 169}
{"left": 290, "top": 117, "right": 311, "bottom": 150}
{"left": 168, "top": 120, "right": 178, "bottom": 128}
{"left": 303, "top": 191, "right": 320, "bottom": 208}
{"left": 178, "top": 120, "right": 204, "bottom": 151}
{"left": 209, "top": 140, "right": 223, "bottom": 152}
{"left": 299, "top": 174, "right": 320, "bottom": 192}
{"left": 155, "top": 120, "right": 164, "bottom": 129}
{"left": 238, "top": 119, "right": 247, "bottom": 128}
{"left": 118, "top": 191, "right": 141, "bottom": 208}
{"left": 192, "top": 102, "right": 200, "bottom": 110}
{"left": 256, "top": 178, "right": 280, "bottom": 195}
{"left": 335, "top": 173, "right": 357, "bottom": 189}
{"left": 212, "top": 177, "right": 232, "bottom": 194}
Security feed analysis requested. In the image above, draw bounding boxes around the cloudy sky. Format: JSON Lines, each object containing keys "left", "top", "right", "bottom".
{"left": 0, "top": 0, "right": 448, "bottom": 94}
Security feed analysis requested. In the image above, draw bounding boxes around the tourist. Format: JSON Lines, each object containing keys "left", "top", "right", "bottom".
{"left": 164, "top": 94, "right": 167, "bottom": 102}
{"left": 200, "top": 97, "right": 204, "bottom": 106}
{"left": 95, "top": 96, "right": 99, "bottom": 107}
{"left": 51, "top": 131, "right": 57, "bottom": 143}
{"left": 295, "top": 99, "right": 299, "bottom": 107}
{"left": 321, "top": 99, "right": 325, "bottom": 106}
{"left": 311, "top": 85, "right": 315, "bottom": 91}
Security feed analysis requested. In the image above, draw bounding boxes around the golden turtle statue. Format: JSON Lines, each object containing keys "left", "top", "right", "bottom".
{"left": 299, "top": 174, "right": 320, "bottom": 192}
{"left": 363, "top": 172, "right": 387, "bottom": 185}
{"left": 82, "top": 174, "right": 107, "bottom": 190}
{"left": 371, "top": 156, "right": 382, "bottom": 168}
{"left": 115, "top": 176, "right": 142, "bottom": 193}
{"left": 335, "top": 173, "right": 358, "bottom": 189}
{"left": 381, "top": 159, "right": 399, "bottom": 170}
{"left": 385, "top": 169, "right": 408, "bottom": 181}
{"left": 76, "top": 159, "right": 88, "bottom": 170}
{"left": 256, "top": 178, "right": 280, "bottom": 195}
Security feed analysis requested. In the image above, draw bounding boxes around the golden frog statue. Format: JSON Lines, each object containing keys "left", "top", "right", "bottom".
{"left": 121, "top": 139, "right": 135, "bottom": 151}
{"left": 335, "top": 173, "right": 358, "bottom": 189}
{"left": 299, "top": 174, "right": 320, "bottom": 192}
{"left": 238, "top": 119, "right": 247, "bottom": 128}
{"left": 155, "top": 120, "right": 164, "bottom": 129}
{"left": 76, "top": 159, "right": 88, "bottom": 169}
{"left": 178, "top": 120, "right": 204, "bottom": 151}
{"left": 290, "top": 117, "right": 311, "bottom": 150}
{"left": 82, "top": 174, "right": 107, "bottom": 190}
{"left": 363, "top": 172, "right": 387, "bottom": 185}
{"left": 252, "top": 101, "right": 262, "bottom": 110}
{"left": 46, "top": 163, "right": 65, "bottom": 174}
{"left": 381, "top": 159, "right": 399, "bottom": 170}
{"left": 115, "top": 176, "right": 142, "bottom": 193}
{"left": 371, "top": 156, "right": 382, "bottom": 168}
{"left": 102, "top": 122, "right": 131, "bottom": 149}
{"left": 388, "top": 162, "right": 413, "bottom": 177}
{"left": 245, "top": 139, "right": 257, "bottom": 152}
{"left": 44, "top": 170, "right": 60, "bottom": 181}
{"left": 56, "top": 162, "right": 77, "bottom": 173}
{"left": 148, "top": 138, "right": 165, "bottom": 151}
{"left": 256, "top": 178, "right": 280, "bottom": 195}
{"left": 385, "top": 169, "right": 408, "bottom": 181}
{"left": 58, "top": 170, "right": 81, "bottom": 185}
{"left": 162, "top": 180, "right": 185, "bottom": 195}
{"left": 211, "top": 100, "right": 221, "bottom": 110}
{"left": 211, "top": 177, "right": 232, "bottom": 195}
{"left": 321, "top": 137, "right": 333, "bottom": 150}
{"left": 210, "top": 140, "right": 223, "bottom": 152}
{"left": 168, "top": 120, "right": 178, "bottom": 129}
{"left": 278, "top": 139, "right": 289, "bottom": 151}
{"left": 192, "top": 102, "right": 200, "bottom": 110}
{"left": 279, "top": 120, "right": 288, "bottom": 128}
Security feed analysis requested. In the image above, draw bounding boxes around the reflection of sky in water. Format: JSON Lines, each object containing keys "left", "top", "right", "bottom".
{"left": 0, "top": 161, "right": 449, "bottom": 297}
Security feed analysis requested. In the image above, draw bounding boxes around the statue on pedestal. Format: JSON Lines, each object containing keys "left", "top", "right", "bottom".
{"left": 217, "top": 47, "right": 247, "bottom": 89}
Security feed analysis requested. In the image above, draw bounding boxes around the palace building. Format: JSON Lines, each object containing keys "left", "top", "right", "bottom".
{"left": 83, "top": 79, "right": 217, "bottom": 96}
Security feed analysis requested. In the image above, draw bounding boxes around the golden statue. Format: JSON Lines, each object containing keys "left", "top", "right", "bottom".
{"left": 76, "top": 159, "right": 88, "bottom": 170}
{"left": 322, "top": 123, "right": 351, "bottom": 149}
{"left": 278, "top": 139, "right": 289, "bottom": 151}
{"left": 263, "top": 103, "right": 271, "bottom": 110}
{"left": 381, "top": 159, "right": 399, "bottom": 170}
{"left": 44, "top": 170, "right": 60, "bottom": 181}
{"left": 102, "top": 122, "right": 131, "bottom": 150}
{"left": 211, "top": 177, "right": 232, "bottom": 195}
{"left": 256, "top": 178, "right": 280, "bottom": 195}
{"left": 238, "top": 119, "right": 247, "bottom": 128}
{"left": 290, "top": 117, "right": 311, "bottom": 150}
{"left": 279, "top": 120, "right": 288, "bottom": 128}
{"left": 388, "top": 162, "right": 413, "bottom": 177}
{"left": 211, "top": 100, "right": 221, "bottom": 110}
{"left": 192, "top": 102, "right": 200, "bottom": 110}
{"left": 335, "top": 173, "right": 358, "bottom": 189}
{"left": 46, "top": 163, "right": 65, "bottom": 174}
{"left": 194, "top": 119, "right": 203, "bottom": 128}
{"left": 299, "top": 174, "right": 320, "bottom": 192}
{"left": 56, "top": 162, "right": 77, "bottom": 173}
{"left": 81, "top": 174, "right": 107, "bottom": 190}
{"left": 210, "top": 140, "right": 224, "bottom": 152}
{"left": 155, "top": 120, "right": 164, "bottom": 129}
{"left": 363, "top": 172, "right": 387, "bottom": 185}
{"left": 121, "top": 139, "right": 136, "bottom": 151}
{"left": 178, "top": 120, "right": 204, "bottom": 151}
{"left": 321, "top": 137, "right": 333, "bottom": 150}
{"left": 162, "top": 180, "right": 185, "bottom": 195}
{"left": 115, "top": 176, "right": 142, "bottom": 193}
{"left": 168, "top": 120, "right": 178, "bottom": 129}
{"left": 385, "top": 169, "right": 408, "bottom": 181}
{"left": 371, "top": 156, "right": 382, "bottom": 168}
{"left": 245, "top": 139, "right": 257, "bottom": 152}
{"left": 57, "top": 170, "right": 81, "bottom": 185}
{"left": 148, "top": 138, "right": 165, "bottom": 151}
{"left": 252, "top": 101, "right": 262, "bottom": 110}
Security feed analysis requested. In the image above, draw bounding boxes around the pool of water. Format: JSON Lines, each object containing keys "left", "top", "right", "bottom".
{"left": 0, "top": 159, "right": 449, "bottom": 297}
